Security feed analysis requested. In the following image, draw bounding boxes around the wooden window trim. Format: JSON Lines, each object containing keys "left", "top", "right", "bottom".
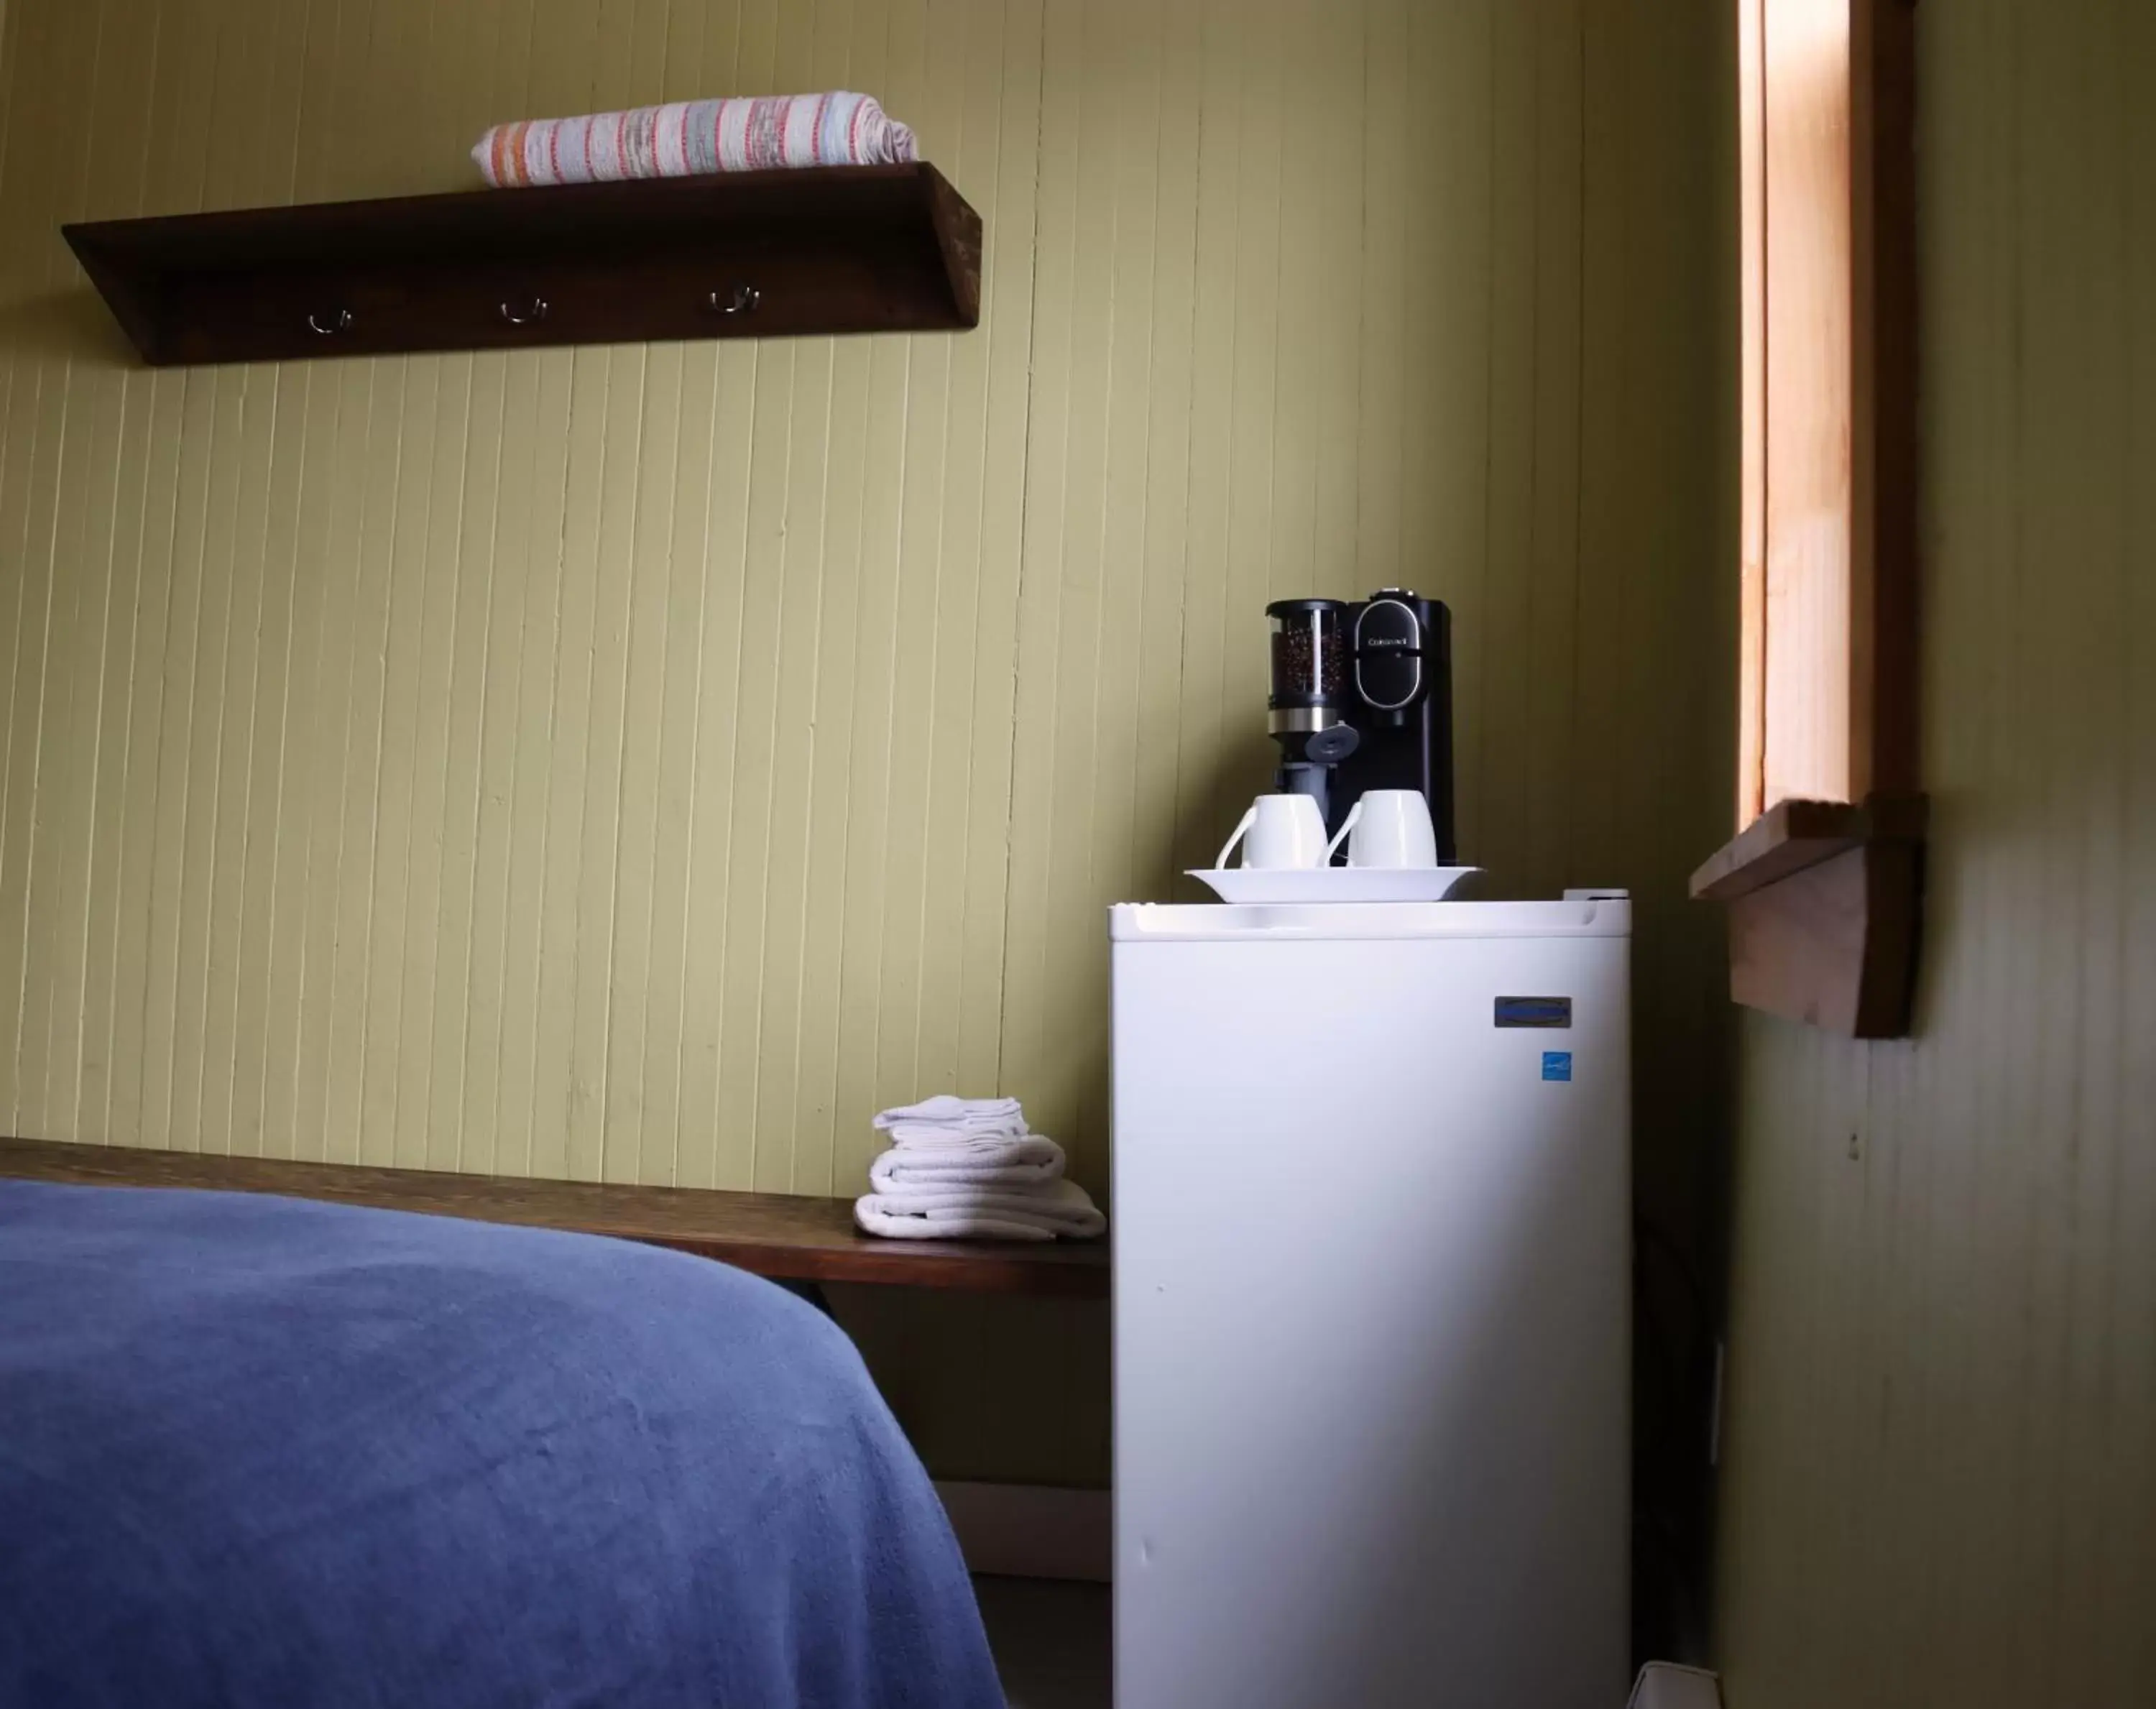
{"left": 1692, "top": 0, "right": 1925, "bottom": 1038}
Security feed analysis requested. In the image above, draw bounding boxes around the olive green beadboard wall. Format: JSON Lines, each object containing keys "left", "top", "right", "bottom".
{"left": 1713, "top": 0, "right": 2156, "bottom": 1700}
{"left": 0, "top": 0, "right": 1728, "bottom": 1485}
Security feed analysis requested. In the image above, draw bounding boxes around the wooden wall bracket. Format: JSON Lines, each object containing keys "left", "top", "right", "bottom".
{"left": 1690, "top": 795, "right": 1926, "bottom": 1038}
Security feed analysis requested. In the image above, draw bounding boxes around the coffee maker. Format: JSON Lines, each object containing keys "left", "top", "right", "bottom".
{"left": 1265, "top": 591, "right": 1455, "bottom": 862}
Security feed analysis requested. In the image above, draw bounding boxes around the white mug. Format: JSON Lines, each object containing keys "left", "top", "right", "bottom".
{"left": 1337, "top": 789, "right": 1438, "bottom": 869}
{"left": 1216, "top": 793, "right": 1345, "bottom": 870}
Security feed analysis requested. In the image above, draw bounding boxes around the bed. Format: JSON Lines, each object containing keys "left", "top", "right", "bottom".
{"left": 0, "top": 1179, "right": 1006, "bottom": 1709}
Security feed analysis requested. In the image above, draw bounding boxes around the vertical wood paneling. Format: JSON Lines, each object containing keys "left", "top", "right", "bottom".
{"left": 0, "top": 0, "right": 1728, "bottom": 1485}
{"left": 1718, "top": 0, "right": 2156, "bottom": 1700}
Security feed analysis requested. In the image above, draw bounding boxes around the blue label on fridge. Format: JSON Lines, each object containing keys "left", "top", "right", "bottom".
{"left": 1542, "top": 1051, "right": 1573, "bottom": 1082}
{"left": 1496, "top": 995, "right": 1573, "bottom": 1028}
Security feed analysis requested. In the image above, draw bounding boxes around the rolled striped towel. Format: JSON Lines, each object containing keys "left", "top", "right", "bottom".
{"left": 472, "top": 91, "right": 918, "bottom": 188}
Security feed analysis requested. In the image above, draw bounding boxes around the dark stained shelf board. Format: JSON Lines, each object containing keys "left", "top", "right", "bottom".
{"left": 0, "top": 1136, "right": 1105, "bottom": 1299}
{"left": 63, "top": 162, "right": 982, "bottom": 367}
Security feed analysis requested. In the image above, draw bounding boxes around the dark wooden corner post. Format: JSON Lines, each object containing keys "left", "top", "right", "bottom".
{"left": 1695, "top": 0, "right": 1922, "bottom": 1039}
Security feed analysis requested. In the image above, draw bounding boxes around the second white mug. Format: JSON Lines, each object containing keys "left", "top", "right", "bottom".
{"left": 1342, "top": 789, "right": 1438, "bottom": 869}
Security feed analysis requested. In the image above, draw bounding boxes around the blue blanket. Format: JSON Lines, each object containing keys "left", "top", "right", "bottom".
{"left": 0, "top": 1180, "right": 1004, "bottom": 1709}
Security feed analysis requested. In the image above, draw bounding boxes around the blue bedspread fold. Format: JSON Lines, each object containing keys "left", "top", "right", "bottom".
{"left": 0, "top": 1179, "right": 1004, "bottom": 1709}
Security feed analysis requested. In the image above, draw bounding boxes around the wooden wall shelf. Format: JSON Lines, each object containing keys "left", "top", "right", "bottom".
{"left": 0, "top": 1136, "right": 1105, "bottom": 1298}
{"left": 63, "top": 162, "right": 982, "bottom": 367}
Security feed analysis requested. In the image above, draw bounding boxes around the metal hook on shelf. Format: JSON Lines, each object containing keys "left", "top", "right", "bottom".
{"left": 307, "top": 308, "right": 354, "bottom": 336}
{"left": 709, "top": 282, "right": 761, "bottom": 316}
{"left": 499, "top": 295, "right": 550, "bottom": 328}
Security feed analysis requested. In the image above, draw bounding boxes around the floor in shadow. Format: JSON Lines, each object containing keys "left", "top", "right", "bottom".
{"left": 975, "top": 1575, "right": 1110, "bottom": 1709}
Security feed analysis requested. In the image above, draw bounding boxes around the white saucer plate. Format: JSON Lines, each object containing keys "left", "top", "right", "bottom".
{"left": 1187, "top": 866, "right": 1483, "bottom": 904}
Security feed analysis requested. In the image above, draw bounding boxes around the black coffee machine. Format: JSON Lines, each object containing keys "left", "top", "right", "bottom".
{"left": 1265, "top": 591, "right": 1456, "bottom": 862}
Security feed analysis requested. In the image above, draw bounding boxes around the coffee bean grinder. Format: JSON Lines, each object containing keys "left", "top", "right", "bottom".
{"left": 1263, "top": 591, "right": 1456, "bottom": 862}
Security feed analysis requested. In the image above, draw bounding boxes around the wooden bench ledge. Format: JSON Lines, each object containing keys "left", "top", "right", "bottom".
{"left": 0, "top": 1136, "right": 1107, "bottom": 1300}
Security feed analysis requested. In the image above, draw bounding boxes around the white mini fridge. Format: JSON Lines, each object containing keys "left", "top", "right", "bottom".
{"left": 1110, "top": 895, "right": 1631, "bottom": 1709}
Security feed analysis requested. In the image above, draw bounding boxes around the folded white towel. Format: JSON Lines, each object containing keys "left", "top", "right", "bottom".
{"left": 874, "top": 1095, "right": 1024, "bottom": 1131}
{"left": 859, "top": 1179, "right": 1106, "bottom": 1235}
{"left": 853, "top": 1202, "right": 1057, "bottom": 1243}
{"left": 876, "top": 1132, "right": 1046, "bottom": 1164}
{"left": 883, "top": 1115, "right": 1030, "bottom": 1147}
{"left": 854, "top": 1179, "right": 1106, "bottom": 1243}
{"left": 870, "top": 1137, "right": 1064, "bottom": 1190}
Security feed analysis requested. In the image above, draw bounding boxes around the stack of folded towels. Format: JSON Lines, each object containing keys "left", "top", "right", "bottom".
{"left": 853, "top": 1096, "right": 1106, "bottom": 1243}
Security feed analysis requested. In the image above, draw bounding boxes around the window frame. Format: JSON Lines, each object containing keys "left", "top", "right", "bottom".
{"left": 1692, "top": 0, "right": 1925, "bottom": 1039}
